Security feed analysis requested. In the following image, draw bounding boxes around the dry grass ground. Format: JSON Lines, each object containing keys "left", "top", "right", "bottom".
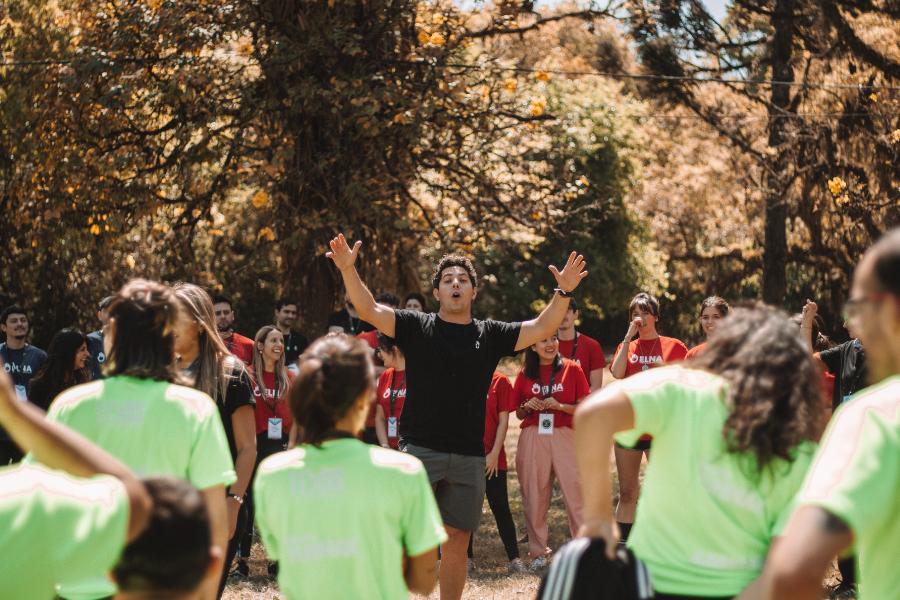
{"left": 222, "top": 411, "right": 590, "bottom": 600}
{"left": 222, "top": 367, "right": 843, "bottom": 600}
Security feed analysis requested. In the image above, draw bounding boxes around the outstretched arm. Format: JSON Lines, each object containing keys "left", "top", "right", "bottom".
{"left": 0, "top": 368, "right": 152, "bottom": 542}
{"left": 326, "top": 233, "right": 396, "bottom": 337}
{"left": 760, "top": 506, "right": 853, "bottom": 600}
{"left": 573, "top": 385, "right": 635, "bottom": 558}
{"left": 515, "top": 252, "right": 588, "bottom": 351}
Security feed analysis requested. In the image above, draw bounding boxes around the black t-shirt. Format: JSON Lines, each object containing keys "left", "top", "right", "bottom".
{"left": 283, "top": 330, "right": 309, "bottom": 365}
{"left": 0, "top": 343, "right": 47, "bottom": 441}
{"left": 819, "top": 339, "right": 867, "bottom": 410}
{"left": 185, "top": 360, "right": 255, "bottom": 461}
{"left": 86, "top": 330, "right": 105, "bottom": 380}
{"left": 393, "top": 310, "right": 521, "bottom": 456}
{"left": 327, "top": 309, "right": 375, "bottom": 335}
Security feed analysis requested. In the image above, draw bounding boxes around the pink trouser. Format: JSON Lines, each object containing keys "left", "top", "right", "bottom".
{"left": 515, "top": 425, "right": 583, "bottom": 558}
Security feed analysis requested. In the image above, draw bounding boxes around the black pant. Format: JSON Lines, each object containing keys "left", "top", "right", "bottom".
{"left": 654, "top": 595, "right": 732, "bottom": 600}
{"left": 467, "top": 470, "right": 520, "bottom": 561}
{"left": 838, "top": 556, "right": 857, "bottom": 588}
{"left": 0, "top": 440, "right": 22, "bottom": 465}
{"left": 239, "top": 436, "right": 285, "bottom": 559}
{"left": 217, "top": 501, "right": 248, "bottom": 597}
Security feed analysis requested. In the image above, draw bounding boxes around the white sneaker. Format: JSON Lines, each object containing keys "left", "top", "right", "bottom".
{"left": 530, "top": 555, "right": 549, "bottom": 572}
{"left": 508, "top": 558, "right": 527, "bottom": 573}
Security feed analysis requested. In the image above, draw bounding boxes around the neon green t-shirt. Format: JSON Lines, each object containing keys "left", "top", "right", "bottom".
{"left": 43, "top": 375, "right": 236, "bottom": 599}
{"left": 798, "top": 375, "right": 899, "bottom": 600}
{"left": 254, "top": 438, "right": 447, "bottom": 600}
{"left": 0, "top": 463, "right": 129, "bottom": 600}
{"left": 612, "top": 366, "right": 817, "bottom": 596}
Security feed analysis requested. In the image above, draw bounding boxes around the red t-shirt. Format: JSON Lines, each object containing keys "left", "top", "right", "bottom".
{"left": 484, "top": 372, "right": 516, "bottom": 470}
{"left": 223, "top": 332, "right": 254, "bottom": 365}
{"left": 557, "top": 332, "right": 605, "bottom": 381}
{"left": 356, "top": 330, "right": 379, "bottom": 350}
{"left": 685, "top": 342, "right": 707, "bottom": 360}
{"left": 252, "top": 370, "right": 294, "bottom": 436}
{"left": 613, "top": 336, "right": 689, "bottom": 378}
{"left": 512, "top": 359, "right": 590, "bottom": 430}
{"left": 376, "top": 368, "right": 407, "bottom": 449}
{"left": 357, "top": 330, "right": 384, "bottom": 429}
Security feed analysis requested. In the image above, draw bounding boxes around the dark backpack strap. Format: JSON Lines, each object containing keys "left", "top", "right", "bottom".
{"left": 539, "top": 537, "right": 657, "bottom": 600}
{"left": 539, "top": 537, "right": 591, "bottom": 600}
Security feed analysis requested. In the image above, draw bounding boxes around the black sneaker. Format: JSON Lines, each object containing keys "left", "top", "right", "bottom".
{"left": 230, "top": 558, "right": 249, "bottom": 578}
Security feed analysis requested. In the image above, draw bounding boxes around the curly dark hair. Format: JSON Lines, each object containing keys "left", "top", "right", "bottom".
{"left": 431, "top": 254, "right": 478, "bottom": 290}
{"left": 690, "top": 303, "right": 823, "bottom": 473}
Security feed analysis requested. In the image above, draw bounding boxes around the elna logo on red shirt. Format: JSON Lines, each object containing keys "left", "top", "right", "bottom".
{"left": 530, "top": 382, "right": 564, "bottom": 396}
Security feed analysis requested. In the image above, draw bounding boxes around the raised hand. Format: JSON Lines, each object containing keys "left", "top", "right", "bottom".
{"left": 801, "top": 299, "right": 818, "bottom": 327}
{"left": 548, "top": 252, "right": 588, "bottom": 293}
{"left": 325, "top": 233, "right": 362, "bottom": 272}
{"left": 625, "top": 316, "right": 642, "bottom": 341}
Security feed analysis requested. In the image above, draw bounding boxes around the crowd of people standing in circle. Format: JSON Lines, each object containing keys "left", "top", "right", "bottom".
{"left": 0, "top": 227, "right": 896, "bottom": 600}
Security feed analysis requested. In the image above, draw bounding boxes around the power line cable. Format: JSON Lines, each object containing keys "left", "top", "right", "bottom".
{"left": 3, "top": 52, "right": 900, "bottom": 91}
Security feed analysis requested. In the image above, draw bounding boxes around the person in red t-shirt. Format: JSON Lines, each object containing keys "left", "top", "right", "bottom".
{"left": 685, "top": 295, "right": 731, "bottom": 360}
{"left": 237, "top": 325, "right": 294, "bottom": 576}
{"left": 212, "top": 294, "right": 255, "bottom": 364}
{"left": 357, "top": 293, "right": 400, "bottom": 444}
{"left": 514, "top": 336, "right": 590, "bottom": 570}
{"left": 610, "top": 292, "right": 688, "bottom": 543}
{"left": 374, "top": 334, "right": 406, "bottom": 450}
{"left": 556, "top": 297, "right": 605, "bottom": 391}
{"left": 467, "top": 371, "right": 525, "bottom": 572}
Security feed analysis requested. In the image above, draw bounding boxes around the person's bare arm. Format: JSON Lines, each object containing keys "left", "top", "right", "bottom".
{"left": 761, "top": 506, "right": 853, "bottom": 600}
{"left": 610, "top": 319, "right": 640, "bottom": 379}
{"left": 375, "top": 404, "right": 389, "bottom": 447}
{"left": 515, "top": 252, "right": 588, "bottom": 351}
{"left": 228, "top": 406, "right": 256, "bottom": 537}
{"left": 404, "top": 547, "right": 440, "bottom": 596}
{"left": 589, "top": 368, "right": 604, "bottom": 391}
{"left": 573, "top": 386, "right": 635, "bottom": 558}
{"left": 485, "top": 411, "right": 509, "bottom": 479}
{"left": 800, "top": 299, "right": 817, "bottom": 353}
{"left": 326, "top": 234, "right": 396, "bottom": 337}
{"left": 200, "top": 485, "right": 228, "bottom": 600}
{"left": 0, "top": 369, "right": 151, "bottom": 542}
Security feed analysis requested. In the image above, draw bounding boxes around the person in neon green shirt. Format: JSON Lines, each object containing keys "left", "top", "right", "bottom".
{"left": 764, "top": 228, "right": 900, "bottom": 600}
{"left": 575, "top": 305, "right": 823, "bottom": 599}
{"left": 40, "top": 279, "right": 235, "bottom": 600}
{"left": 0, "top": 359, "right": 152, "bottom": 600}
{"left": 254, "top": 334, "right": 447, "bottom": 599}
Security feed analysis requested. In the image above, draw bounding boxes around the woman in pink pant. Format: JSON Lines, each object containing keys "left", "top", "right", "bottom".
{"left": 513, "top": 335, "right": 590, "bottom": 571}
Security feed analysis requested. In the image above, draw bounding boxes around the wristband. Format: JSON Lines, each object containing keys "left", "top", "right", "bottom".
{"left": 554, "top": 288, "right": 573, "bottom": 298}
{"left": 227, "top": 492, "right": 244, "bottom": 504}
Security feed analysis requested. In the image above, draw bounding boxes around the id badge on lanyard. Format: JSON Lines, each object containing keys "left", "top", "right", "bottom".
{"left": 538, "top": 362, "right": 560, "bottom": 435}
{"left": 267, "top": 418, "right": 283, "bottom": 440}
{"left": 538, "top": 413, "right": 554, "bottom": 435}
{"left": 387, "top": 371, "right": 401, "bottom": 439}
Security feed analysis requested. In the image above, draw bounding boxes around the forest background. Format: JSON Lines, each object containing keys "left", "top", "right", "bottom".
{"left": 1, "top": 0, "right": 898, "bottom": 350}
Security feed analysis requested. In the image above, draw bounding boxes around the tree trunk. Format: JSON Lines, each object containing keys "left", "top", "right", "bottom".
{"left": 762, "top": 0, "right": 795, "bottom": 304}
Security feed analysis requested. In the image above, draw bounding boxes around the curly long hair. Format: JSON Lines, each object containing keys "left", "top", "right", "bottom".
{"left": 690, "top": 303, "right": 823, "bottom": 472}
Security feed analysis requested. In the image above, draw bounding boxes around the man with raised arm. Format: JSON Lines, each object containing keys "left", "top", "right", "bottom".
{"left": 326, "top": 233, "right": 587, "bottom": 600}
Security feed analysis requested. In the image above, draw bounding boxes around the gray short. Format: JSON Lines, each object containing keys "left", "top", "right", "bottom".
{"left": 403, "top": 443, "right": 486, "bottom": 532}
